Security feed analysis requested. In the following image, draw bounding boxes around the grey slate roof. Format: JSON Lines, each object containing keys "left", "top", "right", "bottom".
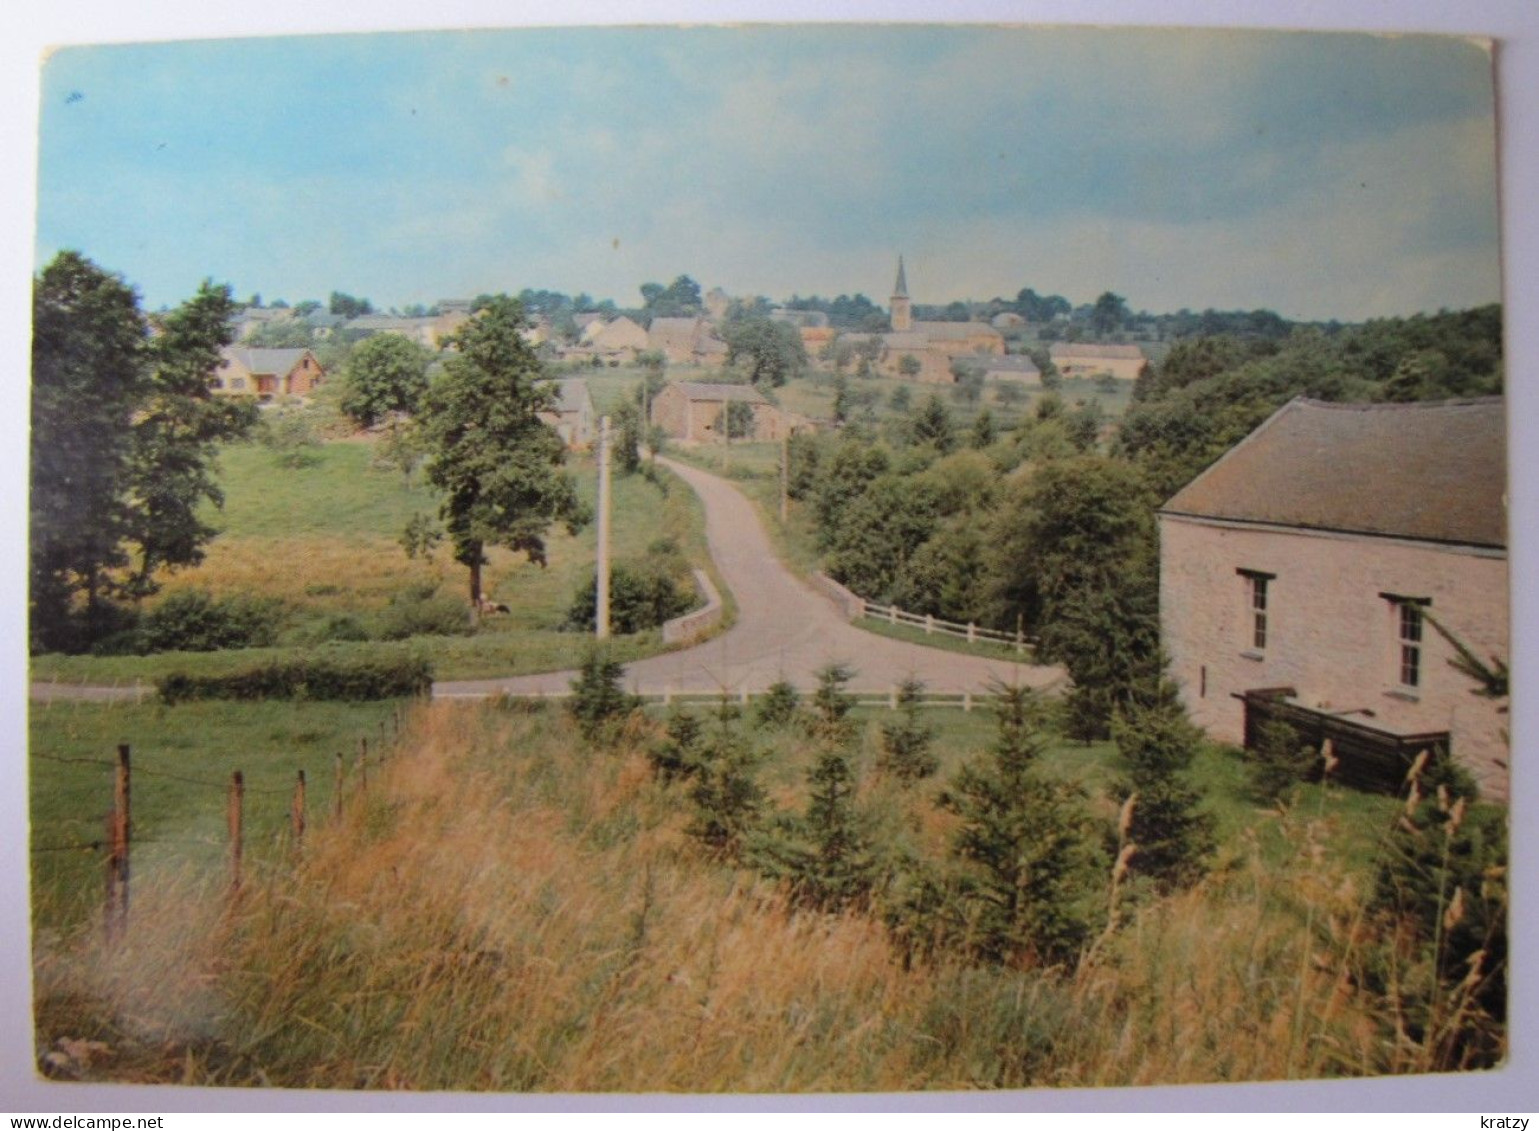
{"left": 225, "top": 347, "right": 313, "bottom": 375}
{"left": 1050, "top": 342, "right": 1145, "bottom": 360}
{"left": 1159, "top": 397, "right": 1507, "bottom": 549}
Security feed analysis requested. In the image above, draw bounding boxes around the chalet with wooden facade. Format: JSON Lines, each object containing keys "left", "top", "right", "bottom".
{"left": 1158, "top": 397, "right": 1508, "bottom": 799}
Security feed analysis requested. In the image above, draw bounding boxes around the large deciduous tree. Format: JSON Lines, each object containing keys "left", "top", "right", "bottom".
{"left": 418, "top": 296, "right": 587, "bottom": 616}
{"left": 990, "top": 456, "right": 1162, "bottom": 740}
{"left": 128, "top": 281, "right": 260, "bottom": 597}
{"left": 723, "top": 317, "right": 807, "bottom": 387}
{"left": 31, "top": 253, "right": 256, "bottom": 652}
{"left": 340, "top": 333, "right": 432, "bottom": 427}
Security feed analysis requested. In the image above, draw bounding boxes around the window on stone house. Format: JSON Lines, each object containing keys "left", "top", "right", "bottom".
{"left": 1238, "top": 569, "right": 1273, "bottom": 653}
{"left": 1399, "top": 602, "right": 1423, "bottom": 688}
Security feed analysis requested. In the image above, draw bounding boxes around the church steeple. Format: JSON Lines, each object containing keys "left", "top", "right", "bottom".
{"left": 890, "top": 255, "right": 912, "bottom": 332}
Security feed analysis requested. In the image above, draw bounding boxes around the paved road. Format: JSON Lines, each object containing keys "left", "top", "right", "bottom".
{"left": 434, "top": 456, "right": 1064, "bottom": 701}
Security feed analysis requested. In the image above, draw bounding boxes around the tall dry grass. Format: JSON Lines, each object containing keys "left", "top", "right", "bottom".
{"left": 32, "top": 702, "right": 1494, "bottom": 1092}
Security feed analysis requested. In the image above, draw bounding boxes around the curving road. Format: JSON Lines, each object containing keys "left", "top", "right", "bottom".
{"left": 433, "top": 456, "right": 1064, "bottom": 701}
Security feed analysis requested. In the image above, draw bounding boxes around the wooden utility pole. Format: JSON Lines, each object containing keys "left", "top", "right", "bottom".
{"left": 780, "top": 429, "right": 790, "bottom": 524}
{"left": 596, "top": 414, "right": 612, "bottom": 640}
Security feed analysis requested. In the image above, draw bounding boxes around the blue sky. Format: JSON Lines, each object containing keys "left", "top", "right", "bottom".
{"left": 35, "top": 25, "right": 1500, "bottom": 321}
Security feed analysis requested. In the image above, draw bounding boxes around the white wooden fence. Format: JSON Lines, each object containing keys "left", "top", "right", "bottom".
{"left": 812, "top": 573, "right": 1031, "bottom": 653}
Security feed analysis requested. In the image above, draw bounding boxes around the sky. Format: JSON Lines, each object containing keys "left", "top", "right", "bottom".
{"left": 32, "top": 24, "right": 1502, "bottom": 322}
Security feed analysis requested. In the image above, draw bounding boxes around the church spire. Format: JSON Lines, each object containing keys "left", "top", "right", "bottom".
{"left": 890, "top": 254, "right": 912, "bottom": 332}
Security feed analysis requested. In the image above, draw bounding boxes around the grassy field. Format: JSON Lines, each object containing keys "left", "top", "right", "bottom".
{"left": 31, "top": 437, "right": 717, "bottom": 684}
{"left": 32, "top": 695, "right": 1459, "bottom": 1090}
{"left": 28, "top": 698, "right": 403, "bottom": 930}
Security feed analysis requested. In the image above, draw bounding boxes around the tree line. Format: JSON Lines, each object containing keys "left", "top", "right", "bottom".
{"left": 788, "top": 305, "right": 1504, "bottom": 742}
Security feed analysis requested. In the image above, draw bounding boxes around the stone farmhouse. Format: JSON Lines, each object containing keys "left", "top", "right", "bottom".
{"left": 576, "top": 315, "right": 649, "bottom": 363}
{"left": 1050, "top": 341, "right": 1146, "bottom": 381}
{"left": 975, "top": 354, "right": 1042, "bottom": 385}
{"left": 1158, "top": 397, "right": 1508, "bottom": 799}
{"left": 651, "top": 381, "right": 785, "bottom": 443}
{"left": 538, "top": 377, "right": 595, "bottom": 448}
{"left": 648, "top": 317, "right": 729, "bottom": 367}
{"left": 213, "top": 347, "right": 325, "bottom": 401}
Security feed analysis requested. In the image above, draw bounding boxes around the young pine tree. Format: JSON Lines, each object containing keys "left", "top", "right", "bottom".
{"left": 878, "top": 677, "right": 938, "bottom": 782}
{"left": 942, "top": 685, "right": 1106, "bottom": 968}
{"left": 1110, "top": 687, "right": 1216, "bottom": 892}
{"left": 808, "top": 662, "right": 858, "bottom": 745}
{"left": 567, "top": 648, "right": 638, "bottom": 744}
{"left": 686, "top": 718, "right": 764, "bottom": 861}
{"left": 754, "top": 678, "right": 801, "bottom": 728}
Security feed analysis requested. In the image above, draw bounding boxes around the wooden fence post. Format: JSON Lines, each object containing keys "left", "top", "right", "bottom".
{"left": 967, "top": 622, "right": 977, "bottom": 644}
{"left": 963, "top": 691, "right": 973, "bottom": 713}
{"left": 333, "top": 752, "right": 344, "bottom": 819}
{"left": 924, "top": 613, "right": 934, "bottom": 635}
{"left": 358, "top": 737, "right": 368, "bottom": 795}
{"left": 228, "top": 770, "right": 244, "bottom": 894}
{"left": 292, "top": 770, "right": 307, "bottom": 851}
{"left": 105, "top": 744, "right": 131, "bottom": 944}
{"left": 888, "top": 604, "right": 897, "bottom": 625}
{"left": 1015, "top": 613, "right": 1025, "bottom": 654}
{"left": 889, "top": 684, "right": 898, "bottom": 710}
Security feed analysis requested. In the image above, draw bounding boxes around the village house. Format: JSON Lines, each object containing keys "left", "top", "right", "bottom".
{"left": 650, "top": 380, "right": 785, "bottom": 443}
{"left": 976, "top": 354, "right": 1042, "bottom": 385}
{"left": 1050, "top": 341, "right": 1146, "bottom": 381}
{"left": 577, "top": 314, "right": 649, "bottom": 362}
{"left": 647, "top": 316, "right": 729, "bottom": 366}
{"left": 538, "top": 377, "right": 595, "bottom": 448}
{"left": 1158, "top": 397, "right": 1508, "bottom": 799}
{"left": 213, "top": 346, "right": 325, "bottom": 401}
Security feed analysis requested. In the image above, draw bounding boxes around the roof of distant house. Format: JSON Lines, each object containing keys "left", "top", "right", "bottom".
{"left": 223, "top": 347, "right": 315, "bottom": 375}
{"left": 1160, "top": 397, "right": 1506, "bottom": 549}
{"left": 1050, "top": 342, "right": 1145, "bottom": 360}
{"left": 671, "top": 381, "right": 769, "bottom": 404}
{"left": 912, "top": 321, "right": 1002, "bottom": 341}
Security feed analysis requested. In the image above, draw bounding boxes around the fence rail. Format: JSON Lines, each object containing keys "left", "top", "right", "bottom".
{"left": 35, "top": 705, "right": 409, "bottom": 945}
{"left": 812, "top": 572, "right": 1033, "bottom": 653}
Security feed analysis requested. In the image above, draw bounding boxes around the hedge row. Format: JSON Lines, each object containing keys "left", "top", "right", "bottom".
{"left": 157, "top": 654, "right": 433, "bottom": 703}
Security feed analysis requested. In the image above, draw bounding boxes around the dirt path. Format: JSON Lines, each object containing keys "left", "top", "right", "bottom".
{"left": 433, "top": 456, "right": 1064, "bottom": 700}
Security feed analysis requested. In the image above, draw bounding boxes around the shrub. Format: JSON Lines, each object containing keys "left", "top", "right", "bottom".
{"left": 566, "top": 562, "right": 692, "bottom": 636}
{"left": 567, "top": 649, "right": 638, "bottom": 743}
{"left": 137, "top": 590, "right": 283, "bottom": 653}
{"left": 375, "top": 589, "right": 472, "bottom": 641}
{"left": 156, "top": 653, "right": 432, "bottom": 703}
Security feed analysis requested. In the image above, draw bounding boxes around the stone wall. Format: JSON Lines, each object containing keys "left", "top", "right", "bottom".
{"left": 1159, "top": 514, "right": 1509, "bottom": 799}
